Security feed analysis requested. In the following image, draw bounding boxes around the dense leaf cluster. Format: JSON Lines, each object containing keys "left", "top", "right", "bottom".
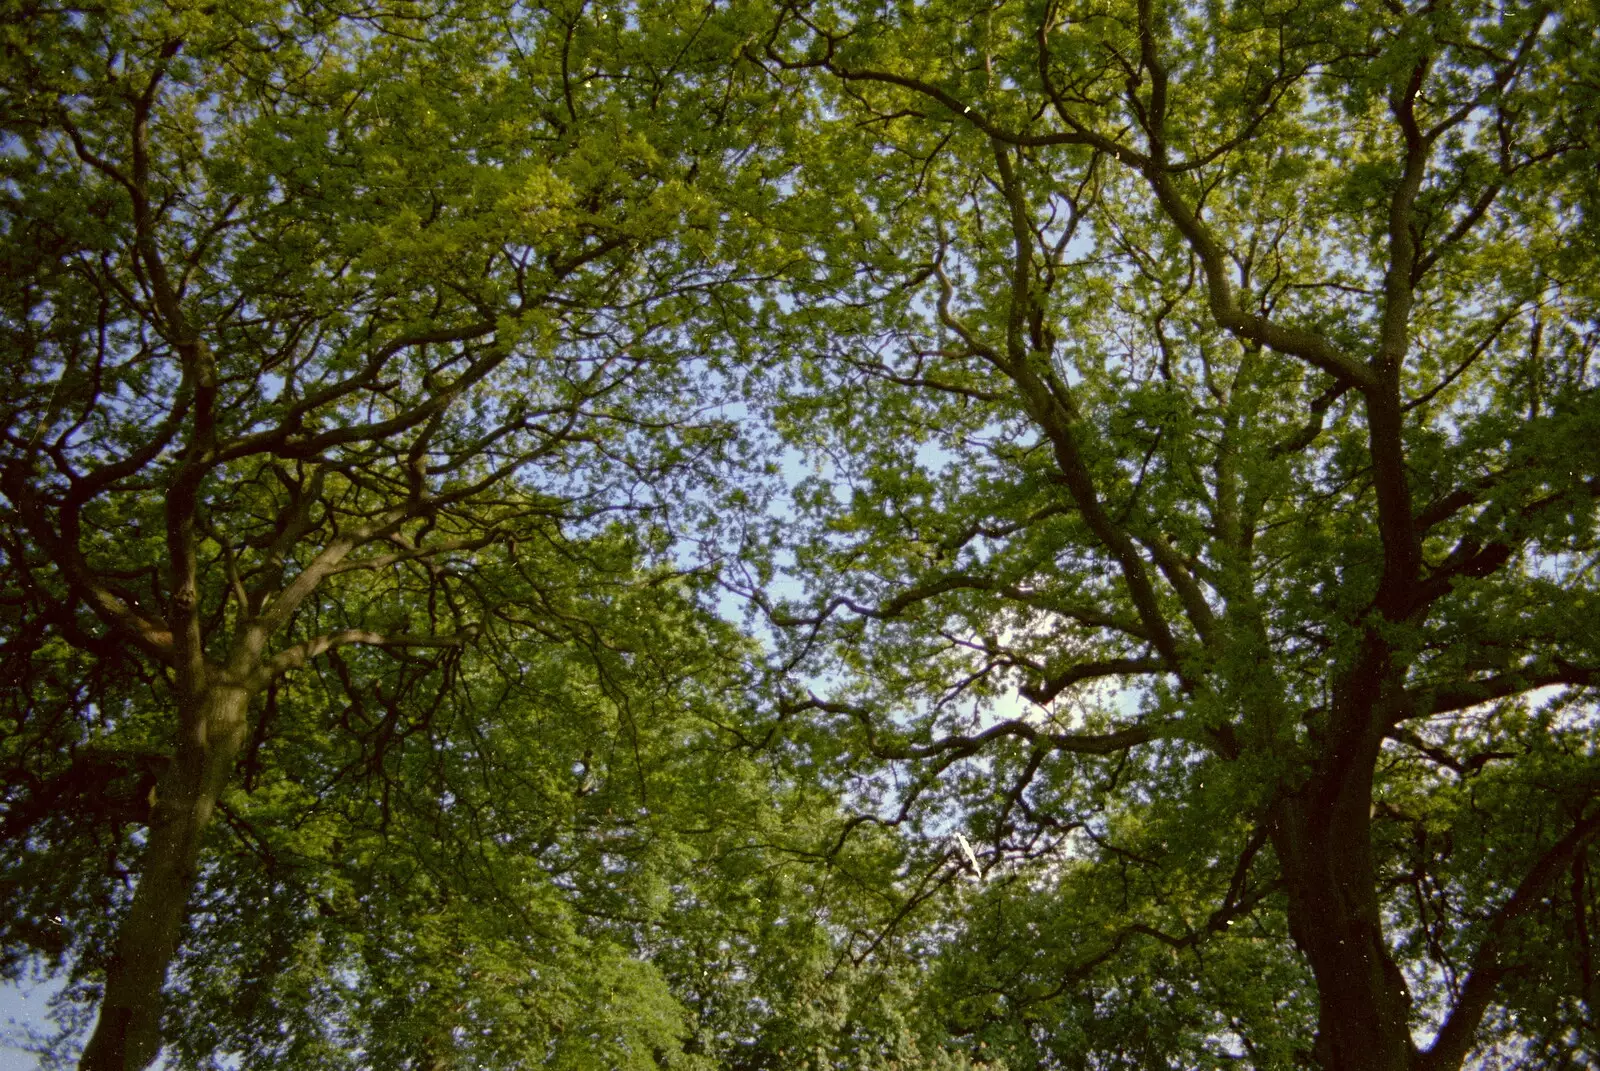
{"left": 2, "top": 0, "right": 1598, "bottom": 1068}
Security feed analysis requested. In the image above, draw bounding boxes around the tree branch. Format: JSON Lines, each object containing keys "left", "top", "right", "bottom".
{"left": 1405, "top": 661, "right": 1599, "bottom": 721}
{"left": 254, "top": 626, "right": 480, "bottom": 686}
{"left": 1422, "top": 805, "right": 1600, "bottom": 1071}
{"left": 1019, "top": 656, "right": 1166, "bottom": 704}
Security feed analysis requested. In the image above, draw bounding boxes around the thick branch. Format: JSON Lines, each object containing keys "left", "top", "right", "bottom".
{"left": 254, "top": 626, "right": 479, "bottom": 686}
{"left": 1019, "top": 656, "right": 1166, "bottom": 704}
{"left": 1422, "top": 805, "right": 1600, "bottom": 1071}
{"left": 0, "top": 470, "right": 174, "bottom": 660}
{"left": 215, "top": 320, "right": 498, "bottom": 463}
{"left": 1408, "top": 662, "right": 1599, "bottom": 721}
{"left": 1364, "top": 59, "right": 1432, "bottom": 620}
{"left": 252, "top": 508, "right": 412, "bottom": 639}
{"left": 1140, "top": 169, "right": 1374, "bottom": 389}
{"left": 984, "top": 144, "right": 1191, "bottom": 672}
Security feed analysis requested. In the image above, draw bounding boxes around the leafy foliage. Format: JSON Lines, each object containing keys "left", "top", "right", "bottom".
{"left": 0, "top": 0, "right": 869, "bottom": 1066}
{"left": 722, "top": 0, "right": 1600, "bottom": 1066}
{"left": 5, "top": 0, "right": 1600, "bottom": 1067}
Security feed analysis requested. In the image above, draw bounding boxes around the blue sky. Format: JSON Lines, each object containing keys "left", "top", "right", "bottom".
{"left": 1, "top": 978, "right": 57, "bottom": 1070}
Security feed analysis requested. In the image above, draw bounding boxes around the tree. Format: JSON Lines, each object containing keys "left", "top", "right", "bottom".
{"left": 9, "top": 0, "right": 1600, "bottom": 1066}
{"left": 730, "top": 0, "right": 1600, "bottom": 1066}
{"left": 0, "top": 0, "right": 801, "bottom": 1067}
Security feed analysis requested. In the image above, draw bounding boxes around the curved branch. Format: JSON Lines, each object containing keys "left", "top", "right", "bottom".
{"left": 1403, "top": 661, "right": 1599, "bottom": 721}
{"left": 1422, "top": 805, "right": 1600, "bottom": 1071}
{"left": 1019, "top": 656, "right": 1166, "bottom": 704}
{"left": 1140, "top": 169, "right": 1374, "bottom": 390}
{"left": 254, "top": 625, "right": 480, "bottom": 687}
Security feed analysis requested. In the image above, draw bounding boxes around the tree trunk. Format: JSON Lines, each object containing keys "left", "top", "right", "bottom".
{"left": 1272, "top": 707, "right": 1417, "bottom": 1071}
{"left": 79, "top": 683, "right": 252, "bottom": 1071}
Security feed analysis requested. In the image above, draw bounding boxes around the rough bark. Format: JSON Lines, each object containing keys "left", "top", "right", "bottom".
{"left": 1273, "top": 775, "right": 1417, "bottom": 1071}
{"left": 1270, "top": 629, "right": 1420, "bottom": 1071}
{"left": 79, "top": 683, "right": 252, "bottom": 1071}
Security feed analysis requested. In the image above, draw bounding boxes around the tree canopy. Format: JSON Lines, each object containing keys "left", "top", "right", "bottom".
{"left": 732, "top": 0, "right": 1600, "bottom": 1065}
{"left": 0, "top": 1, "right": 841, "bottom": 1066}
{"left": 2, "top": 0, "right": 1599, "bottom": 1068}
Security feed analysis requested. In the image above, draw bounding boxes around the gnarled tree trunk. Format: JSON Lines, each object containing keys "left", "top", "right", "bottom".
{"left": 1273, "top": 767, "right": 1417, "bottom": 1070}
